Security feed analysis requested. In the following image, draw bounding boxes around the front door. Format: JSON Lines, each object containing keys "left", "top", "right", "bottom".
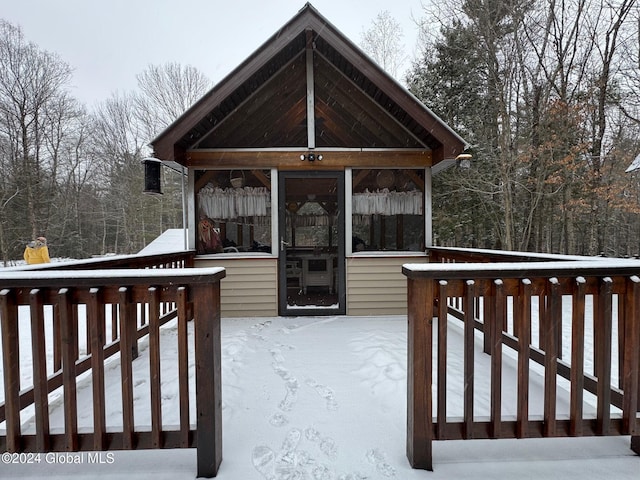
{"left": 278, "top": 171, "right": 345, "bottom": 315}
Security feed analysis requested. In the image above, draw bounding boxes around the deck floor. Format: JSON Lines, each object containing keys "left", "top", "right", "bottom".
{"left": 5, "top": 315, "right": 637, "bottom": 479}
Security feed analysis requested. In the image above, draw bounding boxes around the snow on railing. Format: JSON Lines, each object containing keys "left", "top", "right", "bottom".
{"left": 0, "top": 265, "right": 225, "bottom": 478}
{"left": 404, "top": 248, "right": 640, "bottom": 471}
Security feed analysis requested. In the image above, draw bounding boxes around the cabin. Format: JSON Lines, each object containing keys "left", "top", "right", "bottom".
{"left": 2, "top": 6, "right": 638, "bottom": 478}
{"left": 150, "top": 3, "right": 468, "bottom": 317}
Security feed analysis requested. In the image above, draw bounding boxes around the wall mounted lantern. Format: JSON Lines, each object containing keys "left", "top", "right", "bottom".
{"left": 141, "top": 156, "right": 189, "bottom": 250}
{"left": 142, "top": 157, "right": 163, "bottom": 195}
{"left": 456, "top": 152, "right": 472, "bottom": 169}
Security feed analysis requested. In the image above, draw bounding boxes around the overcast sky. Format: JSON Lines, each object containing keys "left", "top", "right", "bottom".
{"left": 1, "top": 0, "right": 428, "bottom": 106}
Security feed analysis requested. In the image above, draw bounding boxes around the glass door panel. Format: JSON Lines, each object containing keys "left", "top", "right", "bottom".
{"left": 278, "top": 171, "right": 345, "bottom": 315}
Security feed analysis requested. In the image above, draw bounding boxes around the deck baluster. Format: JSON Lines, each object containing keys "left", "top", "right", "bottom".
{"left": 58, "top": 288, "right": 79, "bottom": 451}
{"left": 29, "top": 289, "right": 50, "bottom": 451}
{"left": 570, "top": 277, "right": 587, "bottom": 436}
{"left": 1, "top": 289, "right": 21, "bottom": 452}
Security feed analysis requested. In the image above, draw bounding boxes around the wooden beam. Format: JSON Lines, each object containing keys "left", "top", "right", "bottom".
{"left": 251, "top": 169, "right": 271, "bottom": 189}
{"left": 186, "top": 150, "right": 432, "bottom": 169}
{"left": 404, "top": 169, "right": 425, "bottom": 192}
{"left": 194, "top": 171, "right": 218, "bottom": 192}
{"left": 352, "top": 169, "right": 370, "bottom": 189}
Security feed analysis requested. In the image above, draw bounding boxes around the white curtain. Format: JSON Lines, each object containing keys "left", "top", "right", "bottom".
{"left": 198, "top": 185, "right": 270, "bottom": 220}
{"left": 352, "top": 189, "right": 423, "bottom": 215}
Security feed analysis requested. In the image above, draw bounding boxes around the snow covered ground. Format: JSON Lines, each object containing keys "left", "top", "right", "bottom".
{"left": 1, "top": 314, "right": 638, "bottom": 479}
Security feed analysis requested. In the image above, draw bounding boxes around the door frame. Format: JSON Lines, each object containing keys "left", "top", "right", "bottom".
{"left": 278, "top": 170, "right": 346, "bottom": 316}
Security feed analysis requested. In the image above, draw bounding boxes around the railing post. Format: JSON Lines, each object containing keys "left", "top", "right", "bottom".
{"left": 623, "top": 276, "right": 640, "bottom": 453}
{"left": 464, "top": 280, "right": 476, "bottom": 439}
{"left": 118, "top": 287, "right": 135, "bottom": 450}
{"left": 89, "top": 287, "right": 106, "bottom": 451}
{"left": 490, "top": 280, "right": 504, "bottom": 439}
{"left": 570, "top": 277, "right": 586, "bottom": 437}
{"left": 436, "top": 280, "right": 449, "bottom": 439}
{"left": 58, "top": 288, "right": 79, "bottom": 451}
{"left": 406, "top": 276, "right": 433, "bottom": 470}
{"left": 193, "top": 281, "right": 223, "bottom": 478}
{"left": 543, "top": 278, "right": 561, "bottom": 437}
{"left": 29, "top": 289, "right": 50, "bottom": 451}
{"left": 516, "top": 279, "right": 532, "bottom": 438}
{"left": 0, "top": 289, "right": 21, "bottom": 452}
{"left": 595, "top": 277, "right": 613, "bottom": 436}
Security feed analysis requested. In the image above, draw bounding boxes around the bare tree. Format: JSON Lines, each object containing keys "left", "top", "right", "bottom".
{"left": 0, "top": 19, "right": 73, "bottom": 258}
{"left": 134, "top": 62, "right": 212, "bottom": 142}
{"left": 360, "top": 11, "right": 406, "bottom": 78}
{"left": 578, "top": 0, "right": 637, "bottom": 254}
{"left": 133, "top": 62, "right": 212, "bottom": 249}
{"left": 90, "top": 92, "right": 150, "bottom": 254}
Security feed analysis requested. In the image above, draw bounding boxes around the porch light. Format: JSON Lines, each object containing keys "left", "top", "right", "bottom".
{"left": 300, "top": 152, "right": 323, "bottom": 162}
{"left": 456, "top": 152, "right": 472, "bottom": 169}
{"left": 142, "top": 157, "right": 163, "bottom": 195}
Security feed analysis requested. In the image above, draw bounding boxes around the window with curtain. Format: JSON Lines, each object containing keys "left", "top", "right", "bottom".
{"left": 195, "top": 170, "right": 272, "bottom": 254}
{"left": 352, "top": 169, "right": 425, "bottom": 252}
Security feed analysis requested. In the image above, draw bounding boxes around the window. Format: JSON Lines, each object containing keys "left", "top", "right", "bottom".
{"left": 195, "top": 170, "right": 272, "bottom": 254}
{"left": 352, "top": 169, "right": 425, "bottom": 252}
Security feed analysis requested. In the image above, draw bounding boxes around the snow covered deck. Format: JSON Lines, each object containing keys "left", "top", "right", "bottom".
{"left": 1, "top": 247, "right": 639, "bottom": 478}
{"left": 2, "top": 315, "right": 638, "bottom": 479}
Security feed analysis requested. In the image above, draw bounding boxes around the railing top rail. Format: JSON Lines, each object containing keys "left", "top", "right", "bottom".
{"left": 427, "top": 246, "right": 617, "bottom": 263}
{"left": 0, "top": 267, "right": 225, "bottom": 289}
{"left": 403, "top": 260, "right": 640, "bottom": 280}
{"left": 2, "top": 250, "right": 196, "bottom": 272}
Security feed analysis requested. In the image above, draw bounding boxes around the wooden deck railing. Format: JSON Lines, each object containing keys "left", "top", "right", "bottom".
{"left": 0, "top": 259, "right": 225, "bottom": 478}
{"left": 404, "top": 248, "right": 640, "bottom": 470}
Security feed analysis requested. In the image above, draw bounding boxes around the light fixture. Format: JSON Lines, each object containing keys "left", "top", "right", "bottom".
{"left": 456, "top": 152, "right": 472, "bottom": 169}
{"left": 300, "top": 152, "right": 323, "bottom": 162}
{"left": 141, "top": 156, "right": 189, "bottom": 250}
{"left": 142, "top": 157, "right": 163, "bottom": 195}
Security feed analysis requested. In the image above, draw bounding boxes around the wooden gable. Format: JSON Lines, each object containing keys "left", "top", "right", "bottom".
{"left": 151, "top": 3, "right": 467, "bottom": 168}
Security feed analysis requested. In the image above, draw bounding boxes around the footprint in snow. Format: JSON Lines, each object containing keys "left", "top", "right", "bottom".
{"left": 320, "top": 437, "right": 338, "bottom": 460}
{"left": 251, "top": 445, "right": 276, "bottom": 479}
{"left": 305, "top": 378, "right": 338, "bottom": 411}
{"left": 304, "top": 427, "right": 338, "bottom": 461}
{"left": 251, "top": 430, "right": 305, "bottom": 479}
{"left": 305, "top": 427, "right": 321, "bottom": 442}
{"left": 366, "top": 448, "right": 396, "bottom": 477}
{"left": 337, "top": 473, "right": 368, "bottom": 480}
{"left": 311, "top": 464, "right": 333, "bottom": 480}
{"left": 275, "top": 428, "right": 302, "bottom": 466}
{"left": 270, "top": 348, "right": 285, "bottom": 363}
{"left": 253, "top": 427, "right": 343, "bottom": 479}
{"left": 269, "top": 413, "right": 289, "bottom": 427}
{"left": 274, "top": 364, "right": 299, "bottom": 412}
{"left": 252, "top": 320, "right": 272, "bottom": 331}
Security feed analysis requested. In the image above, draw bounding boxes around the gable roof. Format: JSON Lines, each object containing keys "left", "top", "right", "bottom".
{"left": 151, "top": 3, "right": 467, "bottom": 165}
